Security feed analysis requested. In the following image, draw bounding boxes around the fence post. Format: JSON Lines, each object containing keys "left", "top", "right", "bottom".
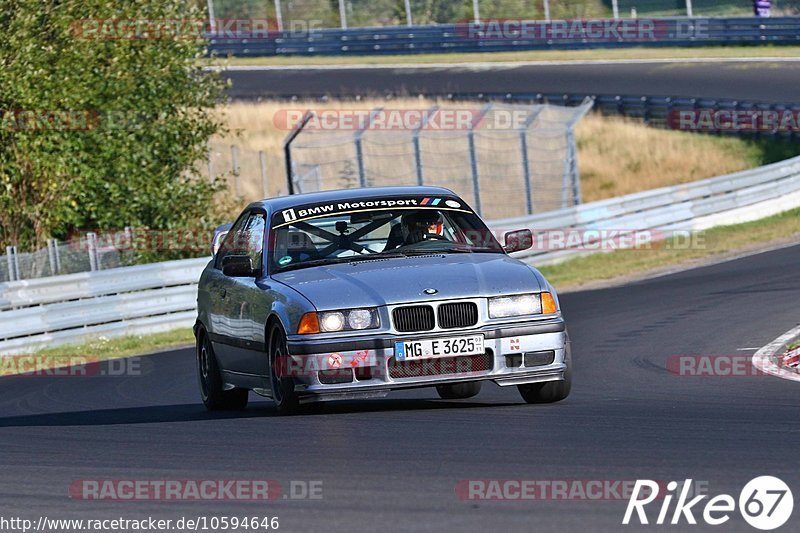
{"left": 519, "top": 107, "right": 543, "bottom": 215}
{"left": 259, "top": 150, "right": 269, "bottom": 198}
{"left": 354, "top": 108, "right": 383, "bottom": 189}
{"left": 561, "top": 133, "right": 577, "bottom": 208}
{"left": 231, "top": 144, "right": 241, "bottom": 196}
{"left": 543, "top": 0, "right": 550, "bottom": 21}
{"left": 87, "top": 232, "right": 98, "bottom": 272}
{"left": 12, "top": 246, "right": 20, "bottom": 280}
{"left": 685, "top": 0, "right": 694, "bottom": 17}
{"left": 338, "top": 0, "right": 347, "bottom": 29}
{"left": 53, "top": 239, "right": 62, "bottom": 274}
{"left": 274, "top": 0, "right": 284, "bottom": 31}
{"left": 47, "top": 239, "right": 58, "bottom": 276}
{"left": 6, "top": 246, "right": 17, "bottom": 281}
{"left": 472, "top": 0, "right": 480, "bottom": 22}
{"left": 412, "top": 105, "right": 439, "bottom": 186}
{"left": 563, "top": 98, "right": 594, "bottom": 207}
{"left": 206, "top": 0, "right": 216, "bottom": 34}
{"left": 283, "top": 111, "right": 315, "bottom": 195}
{"left": 467, "top": 104, "right": 493, "bottom": 216}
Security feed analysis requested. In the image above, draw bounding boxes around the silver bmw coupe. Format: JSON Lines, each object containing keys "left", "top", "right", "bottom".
{"left": 195, "top": 186, "right": 571, "bottom": 414}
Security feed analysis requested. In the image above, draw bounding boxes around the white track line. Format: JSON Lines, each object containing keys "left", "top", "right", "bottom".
{"left": 752, "top": 324, "right": 800, "bottom": 383}
{"left": 211, "top": 57, "right": 800, "bottom": 72}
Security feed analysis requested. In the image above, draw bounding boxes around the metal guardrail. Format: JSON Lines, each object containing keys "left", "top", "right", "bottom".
{"left": 2, "top": 154, "right": 800, "bottom": 354}
{"left": 495, "top": 154, "right": 800, "bottom": 264}
{"left": 208, "top": 17, "right": 800, "bottom": 57}
{"left": 0, "top": 258, "right": 208, "bottom": 354}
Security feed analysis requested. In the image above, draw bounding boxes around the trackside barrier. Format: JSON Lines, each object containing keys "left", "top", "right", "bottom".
{"left": 2, "top": 155, "right": 800, "bottom": 354}
{"left": 496, "top": 155, "right": 800, "bottom": 264}
{"left": 0, "top": 258, "right": 208, "bottom": 354}
{"left": 207, "top": 17, "right": 800, "bottom": 57}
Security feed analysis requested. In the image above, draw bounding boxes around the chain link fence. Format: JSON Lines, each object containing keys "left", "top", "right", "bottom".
{"left": 1, "top": 233, "right": 140, "bottom": 282}
{"left": 286, "top": 100, "right": 592, "bottom": 220}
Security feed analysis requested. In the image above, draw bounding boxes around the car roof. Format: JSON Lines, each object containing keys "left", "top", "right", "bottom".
{"left": 248, "top": 186, "right": 458, "bottom": 213}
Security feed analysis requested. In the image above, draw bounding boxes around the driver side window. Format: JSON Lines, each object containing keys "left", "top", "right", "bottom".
{"left": 215, "top": 211, "right": 266, "bottom": 271}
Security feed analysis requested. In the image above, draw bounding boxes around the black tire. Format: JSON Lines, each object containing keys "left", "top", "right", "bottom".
{"left": 518, "top": 340, "right": 572, "bottom": 404}
{"left": 436, "top": 381, "right": 482, "bottom": 400}
{"left": 268, "top": 323, "right": 302, "bottom": 415}
{"left": 197, "top": 329, "right": 249, "bottom": 411}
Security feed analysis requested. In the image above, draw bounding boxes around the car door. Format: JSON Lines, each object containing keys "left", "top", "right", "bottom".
{"left": 211, "top": 210, "right": 268, "bottom": 376}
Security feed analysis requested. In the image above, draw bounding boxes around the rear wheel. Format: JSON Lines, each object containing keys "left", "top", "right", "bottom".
{"left": 518, "top": 341, "right": 572, "bottom": 404}
{"left": 268, "top": 323, "right": 301, "bottom": 415}
{"left": 436, "top": 381, "right": 482, "bottom": 400}
{"left": 197, "top": 330, "right": 249, "bottom": 410}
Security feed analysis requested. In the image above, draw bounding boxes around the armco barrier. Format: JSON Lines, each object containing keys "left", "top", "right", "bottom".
{"left": 207, "top": 17, "right": 800, "bottom": 57}
{"left": 2, "top": 155, "right": 800, "bottom": 354}
{"left": 0, "top": 258, "right": 208, "bottom": 354}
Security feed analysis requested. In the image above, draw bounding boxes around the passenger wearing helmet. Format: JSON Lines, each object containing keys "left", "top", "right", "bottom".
{"left": 383, "top": 210, "right": 443, "bottom": 251}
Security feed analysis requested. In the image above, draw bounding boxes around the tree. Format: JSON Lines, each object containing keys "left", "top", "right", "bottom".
{"left": 0, "top": 0, "right": 227, "bottom": 253}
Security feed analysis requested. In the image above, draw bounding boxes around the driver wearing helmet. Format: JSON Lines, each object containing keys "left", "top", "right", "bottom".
{"left": 383, "top": 210, "right": 443, "bottom": 251}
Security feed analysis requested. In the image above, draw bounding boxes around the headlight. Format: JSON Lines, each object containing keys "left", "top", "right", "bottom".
{"left": 315, "top": 308, "right": 380, "bottom": 333}
{"left": 319, "top": 311, "right": 345, "bottom": 332}
{"left": 347, "top": 309, "right": 374, "bottom": 330}
{"left": 488, "top": 294, "right": 541, "bottom": 318}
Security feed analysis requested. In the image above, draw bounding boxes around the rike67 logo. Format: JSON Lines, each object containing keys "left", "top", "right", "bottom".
{"left": 623, "top": 477, "right": 793, "bottom": 530}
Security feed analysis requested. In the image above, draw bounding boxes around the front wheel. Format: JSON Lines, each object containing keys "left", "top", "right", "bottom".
{"left": 436, "top": 381, "right": 482, "bottom": 400}
{"left": 268, "top": 324, "right": 301, "bottom": 415}
{"left": 197, "top": 330, "right": 249, "bottom": 410}
{"left": 518, "top": 341, "right": 572, "bottom": 404}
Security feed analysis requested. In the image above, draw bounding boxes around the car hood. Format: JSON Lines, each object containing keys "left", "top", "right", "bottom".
{"left": 270, "top": 253, "right": 542, "bottom": 309}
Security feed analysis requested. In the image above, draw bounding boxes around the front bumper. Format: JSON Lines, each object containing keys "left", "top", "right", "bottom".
{"left": 285, "top": 317, "right": 568, "bottom": 400}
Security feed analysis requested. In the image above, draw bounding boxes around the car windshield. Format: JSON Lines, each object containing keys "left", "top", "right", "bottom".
{"left": 268, "top": 195, "right": 503, "bottom": 272}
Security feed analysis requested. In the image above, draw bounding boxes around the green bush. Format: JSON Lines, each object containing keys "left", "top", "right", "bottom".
{"left": 0, "top": 0, "right": 227, "bottom": 256}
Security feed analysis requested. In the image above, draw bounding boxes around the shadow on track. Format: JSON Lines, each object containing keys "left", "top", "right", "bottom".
{"left": 0, "top": 398, "right": 526, "bottom": 427}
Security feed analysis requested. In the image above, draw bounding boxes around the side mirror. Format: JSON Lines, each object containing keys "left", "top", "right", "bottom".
{"left": 504, "top": 229, "right": 533, "bottom": 253}
{"left": 211, "top": 223, "right": 233, "bottom": 257}
{"left": 222, "top": 255, "right": 256, "bottom": 277}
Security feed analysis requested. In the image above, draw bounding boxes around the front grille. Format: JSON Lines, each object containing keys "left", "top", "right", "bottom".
{"left": 438, "top": 302, "right": 479, "bottom": 329}
{"left": 393, "top": 305, "right": 435, "bottom": 332}
{"left": 388, "top": 350, "right": 494, "bottom": 379}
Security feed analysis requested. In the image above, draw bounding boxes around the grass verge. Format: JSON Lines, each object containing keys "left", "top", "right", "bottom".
{"left": 0, "top": 329, "right": 196, "bottom": 378}
{"left": 539, "top": 207, "right": 800, "bottom": 289}
{"left": 207, "top": 45, "right": 800, "bottom": 67}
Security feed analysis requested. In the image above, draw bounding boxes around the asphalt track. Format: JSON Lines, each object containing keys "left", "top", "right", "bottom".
{"left": 223, "top": 60, "right": 800, "bottom": 103}
{"left": 1, "top": 243, "right": 799, "bottom": 532}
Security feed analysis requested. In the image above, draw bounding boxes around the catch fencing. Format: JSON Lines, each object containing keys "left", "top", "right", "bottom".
{"left": 1, "top": 233, "right": 137, "bottom": 283}
{"left": 3, "top": 153, "right": 800, "bottom": 354}
{"left": 286, "top": 100, "right": 593, "bottom": 220}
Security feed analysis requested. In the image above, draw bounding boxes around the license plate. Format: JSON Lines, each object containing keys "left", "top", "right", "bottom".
{"left": 394, "top": 335, "right": 485, "bottom": 361}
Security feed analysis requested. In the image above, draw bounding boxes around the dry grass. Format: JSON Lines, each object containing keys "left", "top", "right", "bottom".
{"left": 575, "top": 113, "right": 764, "bottom": 201}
